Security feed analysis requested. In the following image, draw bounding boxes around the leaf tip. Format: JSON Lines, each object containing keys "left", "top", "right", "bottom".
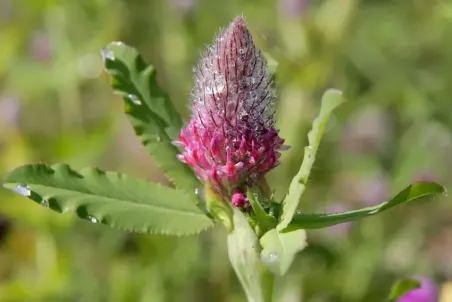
{"left": 325, "top": 88, "right": 343, "bottom": 95}
{"left": 101, "top": 41, "right": 131, "bottom": 67}
{"left": 411, "top": 181, "right": 446, "bottom": 196}
{"left": 322, "top": 88, "right": 345, "bottom": 103}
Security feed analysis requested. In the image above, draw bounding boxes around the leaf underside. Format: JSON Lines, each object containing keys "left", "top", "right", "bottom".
{"left": 284, "top": 182, "right": 445, "bottom": 231}
{"left": 102, "top": 42, "right": 200, "bottom": 196}
{"left": 3, "top": 164, "right": 214, "bottom": 236}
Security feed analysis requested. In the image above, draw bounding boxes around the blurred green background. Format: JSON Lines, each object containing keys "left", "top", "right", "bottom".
{"left": 1, "top": 0, "right": 452, "bottom": 301}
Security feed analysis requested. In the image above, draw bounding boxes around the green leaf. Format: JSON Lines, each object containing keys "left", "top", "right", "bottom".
{"left": 3, "top": 164, "right": 214, "bottom": 236}
{"left": 247, "top": 188, "right": 277, "bottom": 234}
{"left": 284, "top": 182, "right": 445, "bottom": 231}
{"left": 102, "top": 42, "right": 200, "bottom": 196}
{"left": 259, "top": 228, "right": 307, "bottom": 276}
{"left": 278, "top": 89, "right": 345, "bottom": 230}
{"left": 204, "top": 181, "right": 233, "bottom": 232}
{"left": 387, "top": 278, "right": 421, "bottom": 301}
{"left": 227, "top": 208, "right": 274, "bottom": 302}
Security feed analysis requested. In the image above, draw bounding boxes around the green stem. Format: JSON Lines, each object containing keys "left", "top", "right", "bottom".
{"left": 231, "top": 261, "right": 275, "bottom": 302}
{"left": 227, "top": 208, "right": 276, "bottom": 302}
{"left": 261, "top": 268, "right": 275, "bottom": 302}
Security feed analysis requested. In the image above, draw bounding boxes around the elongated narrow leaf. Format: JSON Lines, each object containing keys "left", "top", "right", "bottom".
{"left": 228, "top": 208, "right": 274, "bottom": 302}
{"left": 284, "top": 182, "right": 445, "bottom": 231}
{"left": 101, "top": 42, "right": 200, "bottom": 195}
{"left": 387, "top": 279, "right": 421, "bottom": 302}
{"left": 278, "top": 89, "right": 344, "bottom": 230}
{"left": 3, "top": 164, "right": 214, "bottom": 236}
{"left": 260, "top": 228, "right": 307, "bottom": 276}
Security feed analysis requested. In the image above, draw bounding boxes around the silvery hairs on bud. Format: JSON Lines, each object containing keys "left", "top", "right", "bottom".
{"left": 175, "top": 16, "right": 288, "bottom": 207}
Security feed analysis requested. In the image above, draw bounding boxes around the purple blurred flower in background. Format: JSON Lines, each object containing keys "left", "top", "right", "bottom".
{"left": 0, "top": 94, "right": 20, "bottom": 128}
{"left": 0, "top": 0, "right": 13, "bottom": 23}
{"left": 397, "top": 277, "right": 438, "bottom": 302}
{"left": 326, "top": 204, "right": 353, "bottom": 236}
{"left": 340, "top": 107, "right": 392, "bottom": 155}
{"left": 360, "top": 174, "right": 389, "bottom": 206}
{"left": 412, "top": 171, "right": 437, "bottom": 184}
{"left": 168, "top": 0, "right": 198, "bottom": 15}
{"left": 30, "top": 31, "right": 53, "bottom": 63}
{"left": 334, "top": 172, "right": 389, "bottom": 207}
{"left": 278, "top": 0, "right": 309, "bottom": 19}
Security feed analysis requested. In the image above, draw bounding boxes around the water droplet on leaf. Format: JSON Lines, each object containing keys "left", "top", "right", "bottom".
{"left": 88, "top": 216, "right": 98, "bottom": 223}
{"left": 40, "top": 199, "right": 49, "bottom": 208}
{"left": 110, "top": 41, "right": 125, "bottom": 46}
{"left": 100, "top": 48, "right": 114, "bottom": 61}
{"left": 262, "top": 252, "right": 279, "bottom": 265}
{"left": 127, "top": 94, "right": 141, "bottom": 105}
{"left": 268, "top": 252, "right": 278, "bottom": 260}
{"left": 195, "top": 187, "right": 209, "bottom": 213}
{"left": 14, "top": 184, "right": 31, "bottom": 197}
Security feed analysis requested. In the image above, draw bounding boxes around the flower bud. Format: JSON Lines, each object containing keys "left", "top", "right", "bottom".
{"left": 176, "top": 16, "right": 287, "bottom": 206}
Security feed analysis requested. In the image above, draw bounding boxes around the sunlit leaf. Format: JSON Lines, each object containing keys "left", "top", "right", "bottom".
{"left": 102, "top": 42, "right": 200, "bottom": 197}
{"left": 259, "top": 228, "right": 307, "bottom": 276}
{"left": 284, "top": 182, "right": 445, "bottom": 231}
{"left": 3, "top": 164, "right": 214, "bottom": 236}
{"left": 387, "top": 278, "right": 421, "bottom": 301}
{"left": 278, "top": 89, "right": 345, "bottom": 230}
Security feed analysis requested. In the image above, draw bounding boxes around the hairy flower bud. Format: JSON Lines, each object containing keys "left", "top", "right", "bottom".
{"left": 176, "top": 16, "right": 287, "bottom": 206}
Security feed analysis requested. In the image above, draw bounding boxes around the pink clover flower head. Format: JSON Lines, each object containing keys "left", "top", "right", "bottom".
{"left": 397, "top": 276, "right": 438, "bottom": 302}
{"left": 175, "top": 16, "right": 287, "bottom": 205}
